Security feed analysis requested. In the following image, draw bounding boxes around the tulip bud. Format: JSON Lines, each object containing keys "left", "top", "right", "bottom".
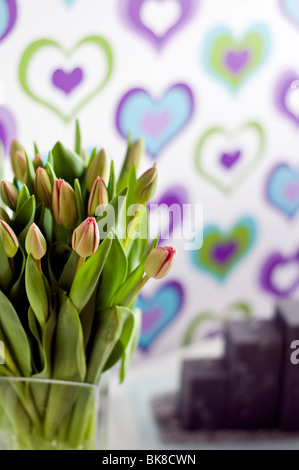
{"left": 33, "top": 154, "right": 43, "bottom": 170}
{"left": 25, "top": 223, "right": 47, "bottom": 260}
{"left": 10, "top": 140, "right": 27, "bottom": 183}
{"left": 72, "top": 217, "right": 100, "bottom": 258}
{"left": 53, "top": 179, "right": 78, "bottom": 230}
{"left": 125, "top": 138, "right": 144, "bottom": 172}
{"left": 86, "top": 149, "right": 109, "bottom": 190}
{"left": 0, "top": 207, "right": 10, "bottom": 223}
{"left": 35, "top": 168, "right": 53, "bottom": 208}
{"left": 0, "top": 220, "right": 19, "bottom": 258}
{"left": 144, "top": 246, "right": 176, "bottom": 280}
{"left": 0, "top": 180, "right": 19, "bottom": 210}
{"left": 88, "top": 177, "right": 109, "bottom": 216}
{"left": 135, "top": 166, "right": 158, "bottom": 205}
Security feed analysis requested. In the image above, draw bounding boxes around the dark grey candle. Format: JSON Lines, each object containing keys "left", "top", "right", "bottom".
{"left": 225, "top": 320, "right": 283, "bottom": 429}
{"left": 276, "top": 300, "right": 299, "bottom": 430}
{"left": 178, "top": 359, "right": 227, "bottom": 430}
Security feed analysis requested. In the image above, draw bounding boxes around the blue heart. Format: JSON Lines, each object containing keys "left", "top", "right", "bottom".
{"left": 266, "top": 164, "right": 299, "bottom": 218}
{"left": 0, "top": 0, "right": 9, "bottom": 38}
{"left": 61, "top": 0, "right": 77, "bottom": 7}
{"left": 281, "top": 0, "right": 299, "bottom": 27}
{"left": 137, "top": 281, "right": 185, "bottom": 351}
{"left": 116, "top": 83, "right": 194, "bottom": 158}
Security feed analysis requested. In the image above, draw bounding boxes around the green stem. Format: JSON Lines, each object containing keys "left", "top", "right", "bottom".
{"left": 75, "top": 256, "right": 86, "bottom": 277}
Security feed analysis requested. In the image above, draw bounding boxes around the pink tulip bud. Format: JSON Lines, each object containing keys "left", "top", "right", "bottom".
{"left": 144, "top": 246, "right": 176, "bottom": 280}
{"left": 135, "top": 166, "right": 158, "bottom": 205}
{"left": 52, "top": 179, "right": 78, "bottom": 230}
{"left": 33, "top": 154, "right": 43, "bottom": 170}
{"left": 72, "top": 217, "right": 100, "bottom": 258}
{"left": 86, "top": 149, "right": 109, "bottom": 190}
{"left": 10, "top": 140, "right": 27, "bottom": 183}
{"left": 0, "top": 207, "right": 10, "bottom": 223}
{"left": 0, "top": 220, "right": 19, "bottom": 258}
{"left": 35, "top": 168, "right": 53, "bottom": 208}
{"left": 125, "top": 138, "right": 144, "bottom": 172}
{"left": 0, "top": 180, "right": 19, "bottom": 210}
{"left": 88, "top": 177, "right": 109, "bottom": 216}
{"left": 25, "top": 223, "right": 47, "bottom": 260}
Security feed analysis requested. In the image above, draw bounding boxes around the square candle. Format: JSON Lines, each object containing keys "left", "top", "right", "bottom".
{"left": 225, "top": 320, "right": 283, "bottom": 429}
{"left": 276, "top": 300, "right": 299, "bottom": 430}
{"left": 178, "top": 359, "right": 227, "bottom": 430}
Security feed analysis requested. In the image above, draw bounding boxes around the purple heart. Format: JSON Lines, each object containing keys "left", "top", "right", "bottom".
{"left": 275, "top": 69, "right": 299, "bottom": 126}
{"left": 225, "top": 50, "right": 250, "bottom": 74}
{"left": 0, "top": 106, "right": 17, "bottom": 155}
{"left": 149, "top": 185, "right": 189, "bottom": 243}
{"left": 220, "top": 150, "right": 241, "bottom": 169}
{"left": 213, "top": 242, "right": 237, "bottom": 264}
{"left": 0, "top": 0, "right": 17, "bottom": 43}
{"left": 260, "top": 250, "right": 299, "bottom": 297}
{"left": 119, "top": 0, "right": 200, "bottom": 51}
{"left": 52, "top": 67, "right": 84, "bottom": 95}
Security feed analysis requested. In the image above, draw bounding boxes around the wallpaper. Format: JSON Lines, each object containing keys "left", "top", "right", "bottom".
{"left": 1, "top": 0, "right": 299, "bottom": 357}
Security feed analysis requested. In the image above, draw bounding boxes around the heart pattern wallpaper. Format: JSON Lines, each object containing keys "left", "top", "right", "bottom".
{"left": 1, "top": 0, "right": 299, "bottom": 358}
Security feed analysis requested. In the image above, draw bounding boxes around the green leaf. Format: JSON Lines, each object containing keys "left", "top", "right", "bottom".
{"left": 45, "top": 161, "right": 56, "bottom": 187}
{"left": 52, "top": 142, "right": 85, "bottom": 184}
{"left": 13, "top": 195, "right": 36, "bottom": 248}
{"left": 96, "top": 233, "right": 127, "bottom": 310}
{"left": 44, "top": 294, "right": 85, "bottom": 440}
{"left": 120, "top": 308, "right": 141, "bottom": 383}
{"left": 0, "top": 290, "right": 32, "bottom": 376}
{"left": 16, "top": 185, "right": 30, "bottom": 212}
{"left": 24, "top": 151, "right": 35, "bottom": 193}
{"left": 75, "top": 119, "right": 81, "bottom": 156}
{"left": 86, "top": 306, "right": 127, "bottom": 383}
{"left": 47, "top": 151, "right": 54, "bottom": 168}
{"left": 112, "top": 236, "right": 159, "bottom": 307}
{"left": 0, "top": 231, "right": 13, "bottom": 291}
{"left": 74, "top": 179, "right": 85, "bottom": 222}
{"left": 103, "top": 308, "right": 135, "bottom": 376}
{"left": 108, "top": 160, "right": 116, "bottom": 201}
{"left": 70, "top": 234, "right": 113, "bottom": 313}
{"left": 52, "top": 293, "right": 86, "bottom": 381}
{"left": 25, "top": 255, "right": 48, "bottom": 329}
{"left": 59, "top": 249, "right": 79, "bottom": 292}
{"left": 96, "top": 187, "right": 128, "bottom": 240}
{"left": 34, "top": 142, "right": 40, "bottom": 155}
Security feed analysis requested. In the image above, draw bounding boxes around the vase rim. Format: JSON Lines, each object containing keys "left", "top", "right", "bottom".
{"left": 0, "top": 376, "right": 99, "bottom": 390}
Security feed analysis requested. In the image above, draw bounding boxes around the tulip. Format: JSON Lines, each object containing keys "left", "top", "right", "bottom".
{"left": 86, "top": 149, "right": 109, "bottom": 190}
{"left": 144, "top": 246, "right": 176, "bottom": 280}
{"left": 125, "top": 138, "right": 144, "bottom": 172}
{"left": 88, "top": 177, "right": 109, "bottom": 216}
{"left": 35, "top": 168, "right": 53, "bottom": 208}
{"left": 0, "top": 207, "right": 10, "bottom": 223}
{"left": 0, "top": 180, "right": 19, "bottom": 210}
{"left": 72, "top": 217, "right": 100, "bottom": 258}
{"left": 25, "top": 223, "right": 47, "bottom": 260}
{"left": 33, "top": 154, "right": 43, "bottom": 170}
{"left": 135, "top": 166, "right": 158, "bottom": 205}
{"left": 0, "top": 220, "right": 19, "bottom": 258}
{"left": 10, "top": 140, "right": 27, "bottom": 183}
{"left": 52, "top": 179, "right": 78, "bottom": 230}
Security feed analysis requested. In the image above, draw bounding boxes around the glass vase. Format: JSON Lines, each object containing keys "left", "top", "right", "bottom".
{"left": 0, "top": 376, "right": 108, "bottom": 450}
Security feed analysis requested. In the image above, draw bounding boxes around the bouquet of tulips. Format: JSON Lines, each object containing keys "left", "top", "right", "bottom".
{"left": 0, "top": 122, "right": 176, "bottom": 450}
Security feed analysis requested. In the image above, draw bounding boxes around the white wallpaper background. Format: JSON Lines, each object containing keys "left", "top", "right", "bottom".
{"left": 1, "top": 0, "right": 299, "bottom": 357}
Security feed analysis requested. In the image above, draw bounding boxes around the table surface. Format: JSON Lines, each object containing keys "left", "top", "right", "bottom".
{"left": 108, "top": 338, "right": 299, "bottom": 450}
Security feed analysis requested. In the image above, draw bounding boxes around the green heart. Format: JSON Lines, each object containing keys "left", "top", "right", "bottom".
{"left": 204, "top": 25, "right": 270, "bottom": 91}
{"left": 182, "top": 302, "right": 253, "bottom": 346}
{"left": 194, "top": 122, "right": 266, "bottom": 194}
{"left": 19, "top": 36, "right": 113, "bottom": 123}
